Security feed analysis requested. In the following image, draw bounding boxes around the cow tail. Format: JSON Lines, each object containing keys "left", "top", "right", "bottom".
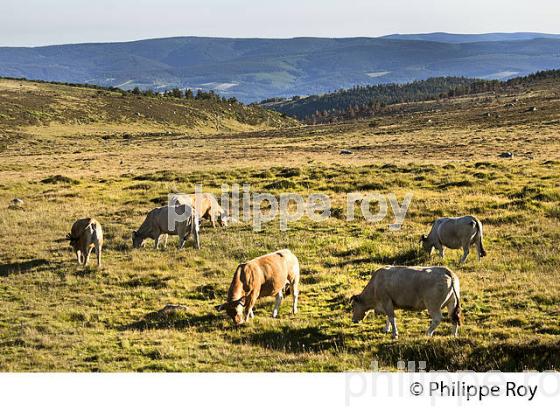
{"left": 450, "top": 277, "right": 463, "bottom": 326}
{"left": 475, "top": 218, "right": 487, "bottom": 257}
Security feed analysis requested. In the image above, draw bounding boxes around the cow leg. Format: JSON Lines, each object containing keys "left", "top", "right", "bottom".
{"left": 460, "top": 246, "right": 470, "bottom": 264}
{"left": 426, "top": 310, "right": 443, "bottom": 336}
{"left": 388, "top": 315, "right": 398, "bottom": 339}
{"left": 244, "top": 290, "right": 259, "bottom": 322}
{"left": 272, "top": 290, "right": 283, "bottom": 318}
{"left": 383, "top": 301, "right": 398, "bottom": 339}
{"left": 383, "top": 319, "right": 391, "bottom": 333}
{"left": 83, "top": 247, "right": 93, "bottom": 267}
{"left": 76, "top": 250, "right": 82, "bottom": 265}
{"left": 451, "top": 321, "right": 459, "bottom": 337}
{"left": 290, "top": 281, "right": 299, "bottom": 315}
{"left": 154, "top": 235, "right": 160, "bottom": 250}
{"left": 158, "top": 233, "right": 169, "bottom": 249}
{"left": 95, "top": 241, "right": 102, "bottom": 268}
{"left": 437, "top": 245, "right": 445, "bottom": 258}
{"left": 191, "top": 219, "right": 201, "bottom": 249}
{"left": 178, "top": 233, "right": 188, "bottom": 249}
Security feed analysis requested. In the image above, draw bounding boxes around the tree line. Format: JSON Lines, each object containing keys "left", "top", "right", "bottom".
{"left": 264, "top": 69, "right": 560, "bottom": 124}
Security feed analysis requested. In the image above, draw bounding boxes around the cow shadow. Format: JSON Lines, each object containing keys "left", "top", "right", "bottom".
{"left": 120, "top": 308, "right": 222, "bottom": 332}
{"left": 327, "top": 248, "right": 426, "bottom": 269}
{"left": 369, "top": 248, "right": 427, "bottom": 265}
{"left": 231, "top": 325, "right": 350, "bottom": 354}
{"left": 0, "top": 258, "right": 52, "bottom": 277}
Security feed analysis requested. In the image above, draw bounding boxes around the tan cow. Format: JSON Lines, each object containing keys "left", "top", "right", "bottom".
{"left": 170, "top": 193, "right": 228, "bottom": 227}
{"left": 132, "top": 204, "right": 200, "bottom": 249}
{"left": 421, "top": 215, "right": 486, "bottom": 263}
{"left": 351, "top": 266, "right": 462, "bottom": 338}
{"left": 216, "top": 249, "right": 300, "bottom": 325}
{"left": 67, "top": 218, "right": 103, "bottom": 267}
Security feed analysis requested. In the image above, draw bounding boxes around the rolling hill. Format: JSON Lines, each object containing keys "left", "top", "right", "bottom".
{"left": 0, "top": 78, "right": 298, "bottom": 144}
{"left": 1, "top": 34, "right": 560, "bottom": 102}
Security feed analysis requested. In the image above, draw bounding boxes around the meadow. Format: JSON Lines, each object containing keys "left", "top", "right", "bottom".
{"left": 0, "top": 78, "right": 559, "bottom": 371}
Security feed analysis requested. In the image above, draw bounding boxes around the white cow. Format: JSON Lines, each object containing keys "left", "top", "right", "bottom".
{"left": 421, "top": 215, "right": 486, "bottom": 263}
{"left": 132, "top": 204, "right": 200, "bottom": 249}
{"left": 351, "top": 266, "right": 462, "bottom": 338}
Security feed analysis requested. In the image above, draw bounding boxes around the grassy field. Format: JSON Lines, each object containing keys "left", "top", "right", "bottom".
{"left": 0, "top": 79, "right": 559, "bottom": 371}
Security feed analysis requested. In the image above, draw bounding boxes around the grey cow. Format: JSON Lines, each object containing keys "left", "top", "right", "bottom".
{"left": 421, "top": 215, "right": 486, "bottom": 263}
{"left": 351, "top": 266, "right": 462, "bottom": 338}
{"left": 132, "top": 204, "right": 200, "bottom": 250}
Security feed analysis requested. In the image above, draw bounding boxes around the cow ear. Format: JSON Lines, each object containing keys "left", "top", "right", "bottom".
{"left": 215, "top": 303, "right": 227, "bottom": 312}
{"left": 419, "top": 234, "right": 427, "bottom": 242}
{"left": 350, "top": 295, "right": 361, "bottom": 304}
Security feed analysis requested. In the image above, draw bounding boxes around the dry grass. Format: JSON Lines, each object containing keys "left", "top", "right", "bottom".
{"left": 0, "top": 79, "right": 559, "bottom": 371}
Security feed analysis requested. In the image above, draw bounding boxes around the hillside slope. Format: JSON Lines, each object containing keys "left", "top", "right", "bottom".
{"left": 0, "top": 78, "right": 298, "bottom": 142}
{"left": 1, "top": 35, "right": 560, "bottom": 101}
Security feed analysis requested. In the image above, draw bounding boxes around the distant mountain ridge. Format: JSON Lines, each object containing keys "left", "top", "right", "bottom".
{"left": 1, "top": 33, "right": 560, "bottom": 102}
{"left": 381, "top": 32, "right": 560, "bottom": 43}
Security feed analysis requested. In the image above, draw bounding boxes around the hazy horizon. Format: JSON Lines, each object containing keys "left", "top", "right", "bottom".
{"left": 2, "top": 0, "right": 560, "bottom": 47}
{"left": 3, "top": 31, "right": 560, "bottom": 48}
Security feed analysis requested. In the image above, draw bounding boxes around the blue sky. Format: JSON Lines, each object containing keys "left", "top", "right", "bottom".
{"left": 2, "top": 0, "right": 559, "bottom": 46}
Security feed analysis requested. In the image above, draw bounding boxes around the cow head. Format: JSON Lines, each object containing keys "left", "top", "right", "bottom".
{"left": 218, "top": 211, "right": 228, "bottom": 227}
{"left": 350, "top": 294, "right": 370, "bottom": 323}
{"left": 419, "top": 234, "right": 432, "bottom": 253}
{"left": 215, "top": 297, "right": 245, "bottom": 325}
{"left": 132, "top": 231, "right": 144, "bottom": 248}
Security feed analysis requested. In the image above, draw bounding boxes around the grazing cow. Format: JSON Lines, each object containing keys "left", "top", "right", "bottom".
{"left": 132, "top": 204, "right": 200, "bottom": 249}
{"left": 421, "top": 216, "right": 486, "bottom": 263}
{"left": 216, "top": 249, "right": 300, "bottom": 325}
{"left": 67, "top": 218, "right": 103, "bottom": 267}
{"left": 351, "top": 266, "right": 462, "bottom": 338}
{"left": 170, "top": 193, "right": 228, "bottom": 227}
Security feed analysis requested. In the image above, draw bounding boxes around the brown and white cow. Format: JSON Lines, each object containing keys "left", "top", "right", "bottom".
{"left": 170, "top": 193, "right": 228, "bottom": 228}
{"left": 351, "top": 266, "right": 462, "bottom": 338}
{"left": 67, "top": 218, "right": 103, "bottom": 267}
{"left": 216, "top": 249, "right": 300, "bottom": 325}
{"left": 421, "top": 215, "right": 486, "bottom": 263}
